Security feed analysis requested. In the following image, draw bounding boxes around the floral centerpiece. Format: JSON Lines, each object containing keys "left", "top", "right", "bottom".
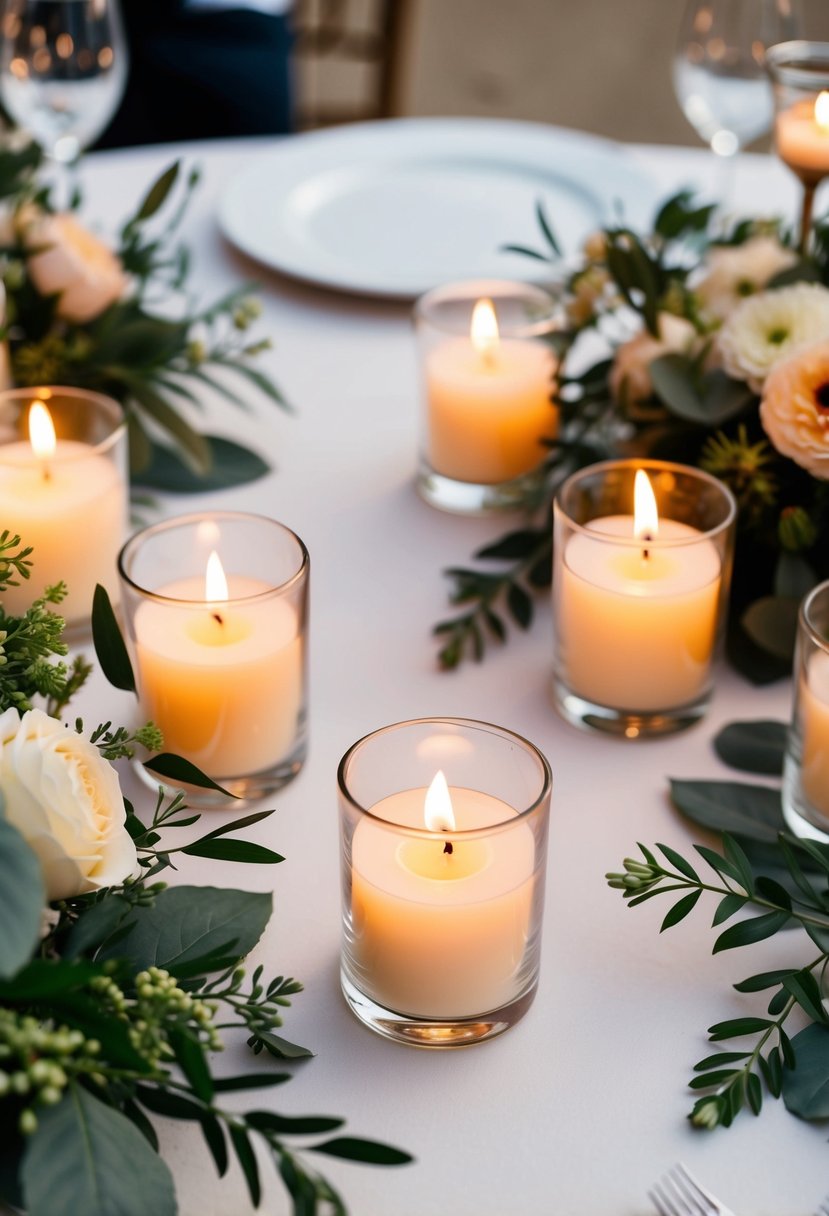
{"left": 0, "top": 534, "right": 410, "bottom": 1215}
{"left": 434, "top": 195, "right": 829, "bottom": 682}
{"left": 0, "top": 138, "right": 283, "bottom": 493}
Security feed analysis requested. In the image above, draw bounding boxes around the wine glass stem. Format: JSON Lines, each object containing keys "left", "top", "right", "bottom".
{"left": 799, "top": 182, "right": 816, "bottom": 255}
{"left": 713, "top": 147, "right": 738, "bottom": 228}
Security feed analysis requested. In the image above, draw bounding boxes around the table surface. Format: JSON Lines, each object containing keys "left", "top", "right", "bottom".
{"left": 63, "top": 130, "right": 826, "bottom": 1216}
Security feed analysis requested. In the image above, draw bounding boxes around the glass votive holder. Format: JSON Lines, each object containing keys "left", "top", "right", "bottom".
{"left": 0, "top": 386, "right": 127, "bottom": 629}
{"left": 413, "top": 279, "right": 560, "bottom": 514}
{"left": 783, "top": 580, "right": 829, "bottom": 842}
{"left": 766, "top": 41, "right": 829, "bottom": 252}
{"left": 118, "top": 511, "right": 309, "bottom": 806}
{"left": 552, "top": 459, "right": 736, "bottom": 738}
{"left": 338, "top": 717, "right": 552, "bottom": 1048}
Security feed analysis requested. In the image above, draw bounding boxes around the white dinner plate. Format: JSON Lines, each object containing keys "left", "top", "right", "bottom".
{"left": 218, "top": 117, "right": 659, "bottom": 299}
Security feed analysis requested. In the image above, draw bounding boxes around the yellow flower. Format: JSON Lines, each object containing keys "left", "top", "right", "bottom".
{"left": 759, "top": 341, "right": 829, "bottom": 478}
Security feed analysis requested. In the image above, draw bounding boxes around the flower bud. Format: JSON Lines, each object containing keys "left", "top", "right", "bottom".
{"left": 778, "top": 505, "right": 817, "bottom": 553}
{"left": 690, "top": 1098, "right": 721, "bottom": 1129}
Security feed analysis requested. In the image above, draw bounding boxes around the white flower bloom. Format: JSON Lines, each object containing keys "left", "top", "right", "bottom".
{"left": 24, "top": 211, "right": 127, "bottom": 323}
{"left": 760, "top": 341, "right": 829, "bottom": 478}
{"left": 717, "top": 282, "right": 829, "bottom": 393}
{"left": 609, "top": 312, "right": 697, "bottom": 406}
{"left": 0, "top": 708, "right": 136, "bottom": 900}
{"left": 694, "top": 236, "right": 797, "bottom": 321}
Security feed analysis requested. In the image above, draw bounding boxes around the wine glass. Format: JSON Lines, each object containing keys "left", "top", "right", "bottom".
{"left": 673, "top": 0, "right": 802, "bottom": 203}
{"left": 0, "top": 0, "right": 127, "bottom": 186}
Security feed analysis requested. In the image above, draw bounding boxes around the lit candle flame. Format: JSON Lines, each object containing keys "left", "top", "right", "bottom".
{"left": 633, "top": 469, "right": 658, "bottom": 545}
{"left": 424, "top": 769, "right": 456, "bottom": 834}
{"left": 470, "top": 297, "right": 499, "bottom": 361}
{"left": 28, "top": 401, "right": 56, "bottom": 461}
{"left": 204, "top": 550, "right": 228, "bottom": 604}
{"left": 816, "top": 91, "right": 829, "bottom": 133}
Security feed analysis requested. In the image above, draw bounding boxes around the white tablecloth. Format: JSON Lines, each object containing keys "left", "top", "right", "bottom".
{"left": 65, "top": 133, "right": 823, "bottom": 1216}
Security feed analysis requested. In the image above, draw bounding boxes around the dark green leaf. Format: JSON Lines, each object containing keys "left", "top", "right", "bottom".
{"left": 536, "top": 200, "right": 562, "bottom": 256}
{"left": 22, "top": 1084, "right": 175, "bottom": 1216}
{"left": 660, "top": 889, "right": 701, "bottom": 931}
{"left": 92, "top": 584, "right": 136, "bottom": 693}
{"left": 133, "top": 161, "right": 180, "bottom": 223}
{"left": 144, "top": 752, "right": 233, "bottom": 796}
{"left": 310, "top": 1138, "right": 413, "bottom": 1166}
{"left": 671, "top": 779, "right": 784, "bottom": 843}
{"left": 761, "top": 1046, "right": 783, "bottom": 1097}
{"left": 741, "top": 596, "right": 800, "bottom": 662}
{"left": 477, "top": 530, "right": 543, "bottom": 560}
{"left": 122, "top": 1099, "right": 159, "bottom": 1151}
{"left": 656, "top": 842, "right": 700, "bottom": 882}
{"left": 694, "top": 844, "right": 745, "bottom": 886}
{"left": 499, "top": 242, "right": 551, "bottom": 262}
{"left": 708, "top": 1016, "right": 773, "bottom": 1040}
{"left": 213, "top": 1073, "right": 290, "bottom": 1092}
{"left": 506, "top": 583, "right": 533, "bottom": 630}
{"left": 774, "top": 551, "right": 816, "bottom": 600}
{"left": 782, "top": 971, "right": 827, "bottom": 1024}
{"left": 746, "top": 1072, "right": 763, "bottom": 1115}
{"left": 134, "top": 435, "right": 269, "bottom": 494}
{"left": 693, "top": 1051, "right": 750, "bottom": 1071}
{"left": 169, "top": 1027, "right": 213, "bottom": 1103}
{"left": 134, "top": 1085, "right": 206, "bottom": 1120}
{"left": 650, "top": 356, "right": 752, "bottom": 425}
{"left": 252, "top": 1029, "right": 314, "bottom": 1059}
{"left": 713, "top": 910, "right": 790, "bottom": 953}
{"left": 712, "top": 893, "right": 746, "bottom": 926}
{"left": 199, "top": 1113, "right": 228, "bottom": 1178}
{"left": 722, "top": 833, "right": 756, "bottom": 895}
{"left": 782, "top": 1024, "right": 829, "bottom": 1119}
{"left": 230, "top": 1125, "right": 260, "bottom": 1207}
{"left": 98, "top": 886, "right": 272, "bottom": 975}
{"left": 754, "top": 876, "right": 792, "bottom": 909}
{"left": 689, "top": 1069, "right": 741, "bottom": 1088}
{"left": 182, "top": 838, "right": 284, "bottom": 863}
{"left": 780, "top": 1027, "right": 796, "bottom": 1069}
{"left": 0, "top": 959, "right": 100, "bottom": 1001}
{"left": 713, "top": 720, "right": 787, "bottom": 776}
{"left": 0, "top": 814, "right": 45, "bottom": 978}
{"left": 126, "top": 380, "right": 211, "bottom": 474}
{"left": 734, "top": 969, "right": 798, "bottom": 993}
{"left": 63, "top": 896, "right": 131, "bottom": 960}
{"left": 768, "top": 987, "right": 789, "bottom": 1016}
{"left": 246, "top": 1112, "right": 344, "bottom": 1135}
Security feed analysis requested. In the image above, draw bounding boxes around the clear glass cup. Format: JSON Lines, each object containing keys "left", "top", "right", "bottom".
{"left": 0, "top": 385, "right": 127, "bottom": 629}
{"left": 766, "top": 40, "right": 829, "bottom": 251}
{"left": 413, "top": 279, "right": 560, "bottom": 515}
{"left": 783, "top": 580, "right": 829, "bottom": 841}
{"left": 338, "top": 717, "right": 552, "bottom": 1048}
{"left": 552, "top": 459, "right": 736, "bottom": 738}
{"left": 118, "top": 512, "right": 309, "bottom": 806}
{"left": 0, "top": 0, "right": 128, "bottom": 192}
{"left": 673, "top": 0, "right": 801, "bottom": 207}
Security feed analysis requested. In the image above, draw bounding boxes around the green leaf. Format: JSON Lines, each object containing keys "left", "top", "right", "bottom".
{"left": 660, "top": 889, "right": 702, "bottom": 931}
{"left": 477, "top": 530, "right": 543, "bottom": 560}
{"left": 782, "top": 971, "right": 827, "bottom": 1024}
{"left": 535, "top": 200, "right": 562, "bottom": 256}
{"left": 0, "top": 958, "right": 100, "bottom": 1001}
{"left": 169, "top": 1027, "right": 213, "bottom": 1103}
{"left": 712, "top": 893, "right": 746, "bottom": 926}
{"left": 133, "top": 161, "right": 180, "bottom": 223}
{"left": 741, "top": 596, "right": 800, "bottom": 662}
{"left": 144, "top": 752, "right": 233, "bottom": 796}
{"left": 213, "top": 1073, "right": 290, "bottom": 1092}
{"left": 199, "top": 1113, "right": 228, "bottom": 1178}
{"left": 246, "top": 1112, "right": 344, "bottom": 1135}
{"left": 693, "top": 1051, "right": 750, "bottom": 1071}
{"left": 733, "top": 969, "right": 798, "bottom": 993}
{"left": 98, "top": 886, "right": 272, "bottom": 975}
{"left": 252, "top": 1029, "right": 314, "bottom": 1059}
{"left": 92, "top": 584, "right": 136, "bottom": 693}
{"left": 656, "top": 842, "right": 700, "bottom": 881}
{"left": 506, "top": 583, "right": 533, "bottom": 629}
{"left": 650, "top": 356, "right": 753, "bottom": 425}
{"left": 126, "top": 379, "right": 211, "bottom": 474}
{"left": 133, "top": 435, "right": 269, "bottom": 494}
{"left": 708, "top": 1016, "right": 773, "bottom": 1040}
{"left": 782, "top": 1024, "right": 829, "bottom": 1119}
{"left": 122, "top": 1099, "right": 159, "bottom": 1151}
{"left": 134, "top": 1085, "right": 207, "bottom": 1121}
{"left": 0, "top": 814, "right": 45, "bottom": 978}
{"left": 713, "top": 910, "right": 790, "bottom": 952}
{"left": 721, "top": 833, "right": 756, "bottom": 895}
{"left": 774, "top": 551, "right": 816, "bottom": 600}
{"left": 310, "top": 1137, "right": 413, "bottom": 1166}
{"left": 181, "top": 839, "right": 283, "bottom": 864}
{"left": 713, "top": 720, "right": 787, "bottom": 776}
{"left": 746, "top": 1072, "right": 763, "bottom": 1115}
{"left": 670, "top": 779, "right": 784, "bottom": 843}
{"left": 63, "top": 896, "right": 131, "bottom": 960}
{"left": 22, "top": 1084, "right": 175, "bottom": 1216}
{"left": 229, "top": 1124, "right": 260, "bottom": 1207}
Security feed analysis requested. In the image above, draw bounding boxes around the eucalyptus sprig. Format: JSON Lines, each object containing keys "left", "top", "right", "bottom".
{"left": 609, "top": 717, "right": 829, "bottom": 1132}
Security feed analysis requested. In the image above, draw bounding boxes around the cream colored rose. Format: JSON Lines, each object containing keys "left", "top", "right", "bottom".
{"left": 760, "top": 341, "right": 829, "bottom": 478}
{"left": 609, "top": 312, "right": 697, "bottom": 406}
{"left": 717, "top": 282, "right": 829, "bottom": 393}
{"left": 694, "top": 236, "right": 797, "bottom": 322}
{"left": 25, "top": 212, "right": 127, "bottom": 323}
{"left": 0, "top": 708, "right": 136, "bottom": 900}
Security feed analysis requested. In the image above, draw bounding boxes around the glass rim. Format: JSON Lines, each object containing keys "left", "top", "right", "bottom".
{"left": 118, "top": 510, "right": 309, "bottom": 606}
{"left": 554, "top": 457, "right": 737, "bottom": 547}
{"left": 413, "top": 278, "right": 560, "bottom": 339}
{"left": 766, "top": 40, "right": 829, "bottom": 87}
{"left": 0, "top": 385, "right": 126, "bottom": 460}
{"left": 800, "top": 579, "right": 829, "bottom": 652}
{"left": 337, "top": 716, "right": 552, "bottom": 839}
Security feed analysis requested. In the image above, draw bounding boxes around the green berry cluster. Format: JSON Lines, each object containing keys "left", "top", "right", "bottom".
{"left": 0, "top": 1010, "right": 102, "bottom": 1135}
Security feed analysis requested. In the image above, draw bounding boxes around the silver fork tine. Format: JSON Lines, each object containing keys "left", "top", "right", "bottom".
{"left": 648, "top": 1181, "right": 685, "bottom": 1216}
{"left": 671, "top": 1163, "right": 714, "bottom": 1215}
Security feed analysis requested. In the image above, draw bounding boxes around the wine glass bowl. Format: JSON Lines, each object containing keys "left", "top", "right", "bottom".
{"left": 0, "top": 0, "right": 128, "bottom": 165}
{"left": 673, "top": 0, "right": 801, "bottom": 159}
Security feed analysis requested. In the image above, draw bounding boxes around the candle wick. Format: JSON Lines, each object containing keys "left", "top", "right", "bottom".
{"left": 443, "top": 840, "right": 453, "bottom": 855}
{"left": 641, "top": 532, "right": 652, "bottom": 561}
{"left": 41, "top": 463, "right": 51, "bottom": 483}
{"left": 212, "top": 612, "right": 224, "bottom": 626}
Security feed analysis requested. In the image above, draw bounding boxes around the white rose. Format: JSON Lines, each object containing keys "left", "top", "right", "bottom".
{"left": 609, "top": 312, "right": 697, "bottom": 406}
{"left": 0, "top": 707, "right": 136, "bottom": 900}
{"left": 717, "top": 282, "right": 829, "bottom": 393}
{"left": 25, "top": 211, "right": 127, "bottom": 323}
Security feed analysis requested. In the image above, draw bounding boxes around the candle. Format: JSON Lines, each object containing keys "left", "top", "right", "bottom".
{"left": 130, "top": 551, "right": 303, "bottom": 780}
{"left": 556, "top": 470, "right": 722, "bottom": 712}
{"left": 349, "top": 771, "right": 535, "bottom": 1018}
{"left": 798, "top": 651, "right": 829, "bottom": 822}
{"left": 424, "top": 296, "right": 556, "bottom": 485}
{"left": 0, "top": 395, "right": 126, "bottom": 623}
{"left": 775, "top": 91, "right": 829, "bottom": 179}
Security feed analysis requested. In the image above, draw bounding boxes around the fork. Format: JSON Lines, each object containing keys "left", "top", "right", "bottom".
{"left": 649, "top": 1163, "right": 736, "bottom": 1216}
